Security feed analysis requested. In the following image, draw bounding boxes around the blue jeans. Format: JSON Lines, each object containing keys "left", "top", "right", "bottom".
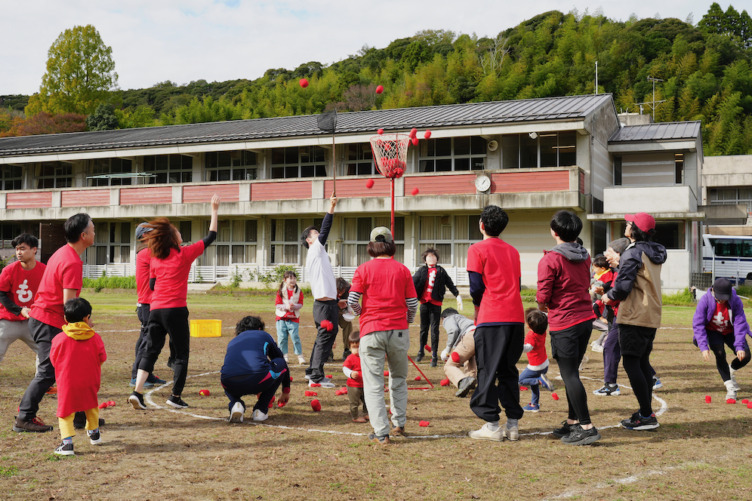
{"left": 276, "top": 320, "right": 302, "bottom": 356}
{"left": 519, "top": 366, "right": 548, "bottom": 405}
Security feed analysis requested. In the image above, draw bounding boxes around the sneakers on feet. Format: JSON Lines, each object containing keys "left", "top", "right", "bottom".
{"left": 552, "top": 420, "right": 574, "bottom": 438}
{"left": 129, "top": 391, "right": 147, "bottom": 410}
{"left": 129, "top": 378, "right": 137, "bottom": 387}
{"left": 621, "top": 411, "right": 659, "bottom": 430}
{"left": 523, "top": 402, "right": 540, "bottom": 412}
{"left": 652, "top": 376, "right": 663, "bottom": 390}
{"left": 391, "top": 426, "right": 406, "bottom": 437}
{"left": 593, "top": 383, "right": 620, "bottom": 396}
{"left": 469, "top": 422, "right": 504, "bottom": 442}
{"left": 561, "top": 424, "right": 601, "bottom": 445}
{"left": 310, "top": 379, "right": 335, "bottom": 388}
{"left": 368, "top": 432, "right": 390, "bottom": 445}
{"left": 504, "top": 421, "right": 519, "bottom": 441}
{"left": 590, "top": 341, "right": 604, "bottom": 353}
{"left": 229, "top": 402, "right": 245, "bottom": 423}
{"left": 430, "top": 359, "right": 438, "bottom": 367}
{"left": 725, "top": 380, "right": 737, "bottom": 400}
{"left": 251, "top": 409, "right": 268, "bottom": 422}
{"left": 54, "top": 441, "right": 74, "bottom": 456}
{"left": 166, "top": 395, "right": 189, "bottom": 408}
{"left": 13, "top": 416, "right": 53, "bottom": 433}
{"left": 539, "top": 373, "right": 554, "bottom": 391}
{"left": 455, "top": 377, "right": 477, "bottom": 398}
{"left": 297, "top": 355, "right": 306, "bottom": 365}
{"left": 283, "top": 354, "right": 289, "bottom": 362}
{"left": 415, "top": 353, "right": 424, "bottom": 362}
{"left": 88, "top": 429, "right": 102, "bottom": 445}
{"left": 146, "top": 373, "right": 167, "bottom": 385}
{"left": 729, "top": 366, "right": 741, "bottom": 391}
{"left": 74, "top": 415, "right": 105, "bottom": 430}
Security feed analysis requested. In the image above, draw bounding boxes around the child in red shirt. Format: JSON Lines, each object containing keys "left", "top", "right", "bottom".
{"left": 519, "top": 308, "right": 553, "bottom": 412}
{"left": 275, "top": 271, "right": 305, "bottom": 365}
{"left": 342, "top": 330, "right": 368, "bottom": 423}
{"left": 50, "top": 298, "right": 106, "bottom": 456}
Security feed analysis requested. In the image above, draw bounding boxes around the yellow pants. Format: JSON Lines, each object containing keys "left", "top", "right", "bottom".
{"left": 59, "top": 408, "right": 99, "bottom": 440}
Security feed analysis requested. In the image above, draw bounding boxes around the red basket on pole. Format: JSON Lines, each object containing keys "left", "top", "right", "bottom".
{"left": 369, "top": 134, "right": 410, "bottom": 236}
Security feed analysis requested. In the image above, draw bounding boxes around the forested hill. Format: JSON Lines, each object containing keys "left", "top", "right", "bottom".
{"left": 2, "top": 4, "right": 751, "bottom": 155}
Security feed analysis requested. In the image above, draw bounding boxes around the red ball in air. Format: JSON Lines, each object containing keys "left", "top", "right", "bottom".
{"left": 411, "top": 136, "right": 419, "bottom": 146}
{"left": 377, "top": 128, "right": 384, "bottom": 135}
{"left": 299, "top": 78, "right": 309, "bottom": 88}
{"left": 411, "top": 188, "right": 420, "bottom": 196}
{"left": 424, "top": 129, "right": 432, "bottom": 139}
{"left": 424, "top": 344, "right": 432, "bottom": 353}
{"left": 375, "top": 85, "right": 384, "bottom": 94}
{"left": 409, "top": 128, "right": 417, "bottom": 138}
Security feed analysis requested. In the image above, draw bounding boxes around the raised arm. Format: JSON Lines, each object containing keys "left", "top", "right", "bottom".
{"left": 318, "top": 193, "right": 337, "bottom": 245}
{"left": 202, "top": 194, "right": 220, "bottom": 247}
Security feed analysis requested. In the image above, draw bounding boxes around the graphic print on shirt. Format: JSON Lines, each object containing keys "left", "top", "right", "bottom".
{"left": 16, "top": 279, "right": 33, "bottom": 303}
{"left": 712, "top": 309, "right": 730, "bottom": 331}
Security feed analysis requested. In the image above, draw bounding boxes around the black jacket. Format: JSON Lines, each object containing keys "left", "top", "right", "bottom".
{"left": 413, "top": 265, "right": 459, "bottom": 303}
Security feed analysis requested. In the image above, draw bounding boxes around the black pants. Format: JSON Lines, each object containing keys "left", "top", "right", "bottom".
{"left": 551, "top": 320, "right": 593, "bottom": 425}
{"left": 306, "top": 300, "right": 339, "bottom": 383}
{"left": 470, "top": 324, "right": 524, "bottom": 422}
{"left": 695, "top": 331, "right": 751, "bottom": 382}
{"left": 619, "top": 324, "right": 656, "bottom": 417}
{"left": 418, "top": 302, "right": 442, "bottom": 360}
{"left": 131, "top": 304, "right": 176, "bottom": 378}
{"left": 221, "top": 373, "right": 282, "bottom": 414}
{"left": 18, "top": 318, "right": 60, "bottom": 421}
{"left": 139, "top": 307, "right": 190, "bottom": 396}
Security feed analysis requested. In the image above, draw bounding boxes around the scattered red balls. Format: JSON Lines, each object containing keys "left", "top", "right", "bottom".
{"left": 705, "top": 395, "right": 712, "bottom": 404}
{"left": 375, "top": 85, "right": 384, "bottom": 94}
{"left": 366, "top": 179, "right": 375, "bottom": 189}
{"left": 409, "top": 128, "right": 417, "bottom": 138}
{"left": 305, "top": 390, "right": 318, "bottom": 397}
{"left": 309, "top": 383, "right": 321, "bottom": 388}
{"left": 411, "top": 137, "right": 419, "bottom": 146}
{"left": 451, "top": 352, "right": 460, "bottom": 363}
{"left": 107, "top": 400, "right": 115, "bottom": 407}
{"left": 411, "top": 188, "right": 420, "bottom": 196}
{"left": 552, "top": 392, "right": 559, "bottom": 400}
{"left": 424, "top": 344, "right": 432, "bottom": 353}
{"left": 326, "top": 374, "right": 333, "bottom": 379}
{"left": 440, "top": 378, "right": 450, "bottom": 386}
{"left": 335, "top": 387, "right": 348, "bottom": 396}
{"left": 98, "top": 402, "right": 108, "bottom": 409}
{"left": 424, "top": 129, "right": 432, "bottom": 139}
{"left": 414, "top": 376, "right": 422, "bottom": 381}
{"left": 311, "top": 399, "right": 321, "bottom": 412}
{"left": 743, "top": 399, "right": 750, "bottom": 404}
{"left": 419, "top": 420, "right": 430, "bottom": 427}
{"left": 199, "top": 389, "right": 211, "bottom": 396}
{"left": 299, "top": 78, "right": 309, "bottom": 88}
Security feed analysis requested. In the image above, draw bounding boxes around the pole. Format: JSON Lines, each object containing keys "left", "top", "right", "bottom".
{"left": 595, "top": 61, "right": 598, "bottom": 95}
{"left": 332, "top": 132, "right": 336, "bottom": 195}
{"left": 390, "top": 178, "right": 395, "bottom": 237}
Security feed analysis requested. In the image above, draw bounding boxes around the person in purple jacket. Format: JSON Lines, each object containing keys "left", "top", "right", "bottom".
{"left": 693, "top": 277, "right": 751, "bottom": 401}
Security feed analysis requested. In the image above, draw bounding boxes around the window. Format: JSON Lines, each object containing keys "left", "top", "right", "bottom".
{"left": 143, "top": 154, "right": 193, "bottom": 184}
{"left": 419, "top": 137, "right": 486, "bottom": 172}
{"left": 83, "top": 222, "right": 131, "bottom": 265}
{"left": 271, "top": 219, "right": 302, "bottom": 264}
{"left": 612, "top": 220, "right": 685, "bottom": 250}
{"left": 37, "top": 162, "right": 73, "bottom": 189}
{"left": 418, "top": 215, "right": 482, "bottom": 267}
{"left": 203, "top": 219, "right": 258, "bottom": 266}
{"left": 205, "top": 150, "right": 257, "bottom": 181}
{"left": 675, "top": 153, "right": 684, "bottom": 184}
{"left": 709, "top": 238, "right": 752, "bottom": 258}
{"left": 345, "top": 144, "right": 375, "bottom": 175}
{"left": 271, "top": 147, "right": 326, "bottom": 179}
{"left": 341, "top": 216, "right": 405, "bottom": 266}
{"left": 501, "top": 131, "right": 577, "bottom": 169}
{"left": 0, "top": 223, "right": 23, "bottom": 249}
{"left": 0, "top": 164, "right": 23, "bottom": 190}
{"left": 614, "top": 156, "right": 622, "bottom": 186}
{"left": 709, "top": 188, "right": 752, "bottom": 213}
{"left": 89, "top": 158, "right": 133, "bottom": 186}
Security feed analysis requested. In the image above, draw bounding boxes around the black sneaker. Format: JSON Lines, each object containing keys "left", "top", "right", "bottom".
{"left": 54, "top": 441, "right": 75, "bottom": 456}
{"left": 415, "top": 353, "right": 424, "bottom": 362}
{"left": 88, "top": 429, "right": 102, "bottom": 445}
{"left": 455, "top": 377, "right": 477, "bottom": 398}
{"left": 621, "top": 411, "right": 659, "bottom": 431}
{"left": 368, "top": 432, "right": 391, "bottom": 445}
{"left": 561, "top": 424, "right": 601, "bottom": 445}
{"left": 129, "top": 391, "right": 147, "bottom": 410}
{"left": 166, "top": 395, "right": 189, "bottom": 409}
{"left": 552, "top": 420, "right": 573, "bottom": 438}
{"left": 430, "top": 359, "right": 438, "bottom": 367}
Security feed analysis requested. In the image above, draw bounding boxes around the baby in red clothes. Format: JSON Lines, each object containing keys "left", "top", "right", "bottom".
{"left": 342, "top": 331, "right": 368, "bottom": 423}
{"left": 50, "top": 297, "right": 106, "bottom": 456}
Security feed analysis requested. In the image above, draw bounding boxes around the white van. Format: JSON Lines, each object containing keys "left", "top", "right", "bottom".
{"left": 701, "top": 234, "right": 752, "bottom": 284}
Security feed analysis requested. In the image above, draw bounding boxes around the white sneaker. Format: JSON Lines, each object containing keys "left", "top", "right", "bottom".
{"left": 591, "top": 341, "right": 604, "bottom": 353}
{"left": 251, "top": 409, "right": 268, "bottom": 422}
{"left": 229, "top": 402, "right": 245, "bottom": 423}
{"left": 725, "top": 380, "right": 737, "bottom": 400}
{"left": 729, "top": 366, "right": 741, "bottom": 391}
{"left": 310, "top": 378, "right": 335, "bottom": 388}
{"left": 283, "top": 354, "right": 289, "bottom": 362}
{"left": 504, "top": 421, "right": 519, "bottom": 441}
{"left": 469, "top": 422, "right": 504, "bottom": 442}
{"left": 298, "top": 355, "right": 306, "bottom": 365}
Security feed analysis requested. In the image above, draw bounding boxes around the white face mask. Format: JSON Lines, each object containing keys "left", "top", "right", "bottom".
{"left": 350, "top": 346, "right": 359, "bottom": 355}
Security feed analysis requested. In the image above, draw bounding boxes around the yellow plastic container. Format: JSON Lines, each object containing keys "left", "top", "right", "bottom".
{"left": 190, "top": 319, "right": 222, "bottom": 338}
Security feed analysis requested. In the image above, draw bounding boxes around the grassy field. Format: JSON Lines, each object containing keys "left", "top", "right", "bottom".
{"left": 2, "top": 290, "right": 752, "bottom": 500}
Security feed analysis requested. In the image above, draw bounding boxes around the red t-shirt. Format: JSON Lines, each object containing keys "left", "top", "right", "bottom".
{"left": 420, "top": 267, "right": 441, "bottom": 306}
{"left": 149, "top": 241, "right": 205, "bottom": 310}
{"left": 351, "top": 257, "right": 417, "bottom": 337}
{"left": 30, "top": 245, "right": 83, "bottom": 329}
{"left": 136, "top": 248, "right": 152, "bottom": 305}
{"left": 524, "top": 330, "right": 549, "bottom": 367}
{"left": 343, "top": 353, "right": 364, "bottom": 388}
{"left": 707, "top": 301, "right": 733, "bottom": 335}
{"left": 0, "top": 260, "right": 46, "bottom": 321}
{"left": 275, "top": 287, "right": 303, "bottom": 322}
{"left": 466, "top": 238, "right": 524, "bottom": 324}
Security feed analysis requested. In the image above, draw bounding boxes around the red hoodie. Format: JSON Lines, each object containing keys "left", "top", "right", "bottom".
{"left": 536, "top": 245, "right": 596, "bottom": 331}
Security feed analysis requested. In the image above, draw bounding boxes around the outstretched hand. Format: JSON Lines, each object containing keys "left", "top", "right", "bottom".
{"left": 211, "top": 194, "right": 220, "bottom": 210}
{"left": 701, "top": 350, "right": 710, "bottom": 361}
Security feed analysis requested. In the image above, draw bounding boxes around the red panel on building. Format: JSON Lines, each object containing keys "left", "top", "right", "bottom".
{"left": 403, "top": 174, "right": 476, "bottom": 195}
{"left": 62, "top": 190, "right": 110, "bottom": 207}
{"left": 120, "top": 187, "right": 172, "bottom": 205}
{"left": 579, "top": 171, "right": 585, "bottom": 194}
{"left": 183, "top": 184, "right": 240, "bottom": 203}
{"left": 6, "top": 192, "right": 52, "bottom": 209}
{"left": 323, "top": 178, "right": 391, "bottom": 198}
{"left": 490, "top": 170, "right": 569, "bottom": 193}
{"left": 252, "top": 181, "right": 311, "bottom": 201}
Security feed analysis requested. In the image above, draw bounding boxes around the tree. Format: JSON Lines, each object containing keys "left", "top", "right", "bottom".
{"left": 86, "top": 103, "right": 119, "bottom": 130}
{"left": 25, "top": 25, "right": 118, "bottom": 116}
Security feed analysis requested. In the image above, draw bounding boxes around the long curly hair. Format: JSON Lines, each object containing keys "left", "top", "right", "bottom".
{"left": 142, "top": 217, "right": 181, "bottom": 260}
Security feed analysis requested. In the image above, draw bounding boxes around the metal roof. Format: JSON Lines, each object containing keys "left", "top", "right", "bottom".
{"left": 609, "top": 121, "right": 701, "bottom": 143}
{"left": 0, "top": 94, "right": 615, "bottom": 158}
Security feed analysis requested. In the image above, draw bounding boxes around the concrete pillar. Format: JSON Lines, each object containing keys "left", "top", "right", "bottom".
{"left": 51, "top": 191, "right": 62, "bottom": 208}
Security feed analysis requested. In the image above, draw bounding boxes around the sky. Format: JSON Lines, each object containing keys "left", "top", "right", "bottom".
{"left": 0, "top": 0, "right": 725, "bottom": 96}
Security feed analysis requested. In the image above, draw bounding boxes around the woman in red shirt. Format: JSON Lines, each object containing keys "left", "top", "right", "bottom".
{"left": 129, "top": 195, "right": 220, "bottom": 410}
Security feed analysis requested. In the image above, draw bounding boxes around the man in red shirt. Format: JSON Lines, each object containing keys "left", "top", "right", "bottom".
{"left": 466, "top": 205, "right": 525, "bottom": 442}
{"left": 0, "top": 234, "right": 46, "bottom": 365}
{"left": 13, "top": 214, "right": 95, "bottom": 433}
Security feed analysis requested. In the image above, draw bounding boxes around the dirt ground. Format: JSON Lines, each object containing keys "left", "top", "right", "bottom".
{"left": 2, "top": 291, "right": 752, "bottom": 500}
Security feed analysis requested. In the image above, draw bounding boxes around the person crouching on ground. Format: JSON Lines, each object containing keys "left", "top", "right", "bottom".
{"left": 440, "top": 308, "right": 477, "bottom": 398}
{"left": 342, "top": 330, "right": 368, "bottom": 423}
{"left": 49, "top": 298, "right": 106, "bottom": 456}
{"left": 221, "top": 316, "right": 291, "bottom": 423}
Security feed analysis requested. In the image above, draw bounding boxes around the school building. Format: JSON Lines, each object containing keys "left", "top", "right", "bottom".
{"left": 0, "top": 94, "right": 705, "bottom": 292}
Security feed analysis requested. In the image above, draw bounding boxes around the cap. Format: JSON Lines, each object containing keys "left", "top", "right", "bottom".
{"left": 369, "top": 226, "right": 394, "bottom": 243}
{"left": 135, "top": 223, "right": 153, "bottom": 240}
{"left": 625, "top": 213, "right": 656, "bottom": 232}
{"left": 713, "top": 278, "right": 732, "bottom": 301}
{"left": 608, "top": 237, "right": 630, "bottom": 255}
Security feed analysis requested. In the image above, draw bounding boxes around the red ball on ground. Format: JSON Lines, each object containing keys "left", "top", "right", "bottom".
{"left": 424, "top": 129, "right": 432, "bottom": 139}
{"left": 107, "top": 401, "right": 116, "bottom": 407}
{"left": 727, "top": 398, "right": 736, "bottom": 404}
{"left": 519, "top": 386, "right": 528, "bottom": 391}
{"left": 290, "top": 377, "right": 293, "bottom": 382}
{"left": 424, "top": 344, "right": 432, "bottom": 353}
{"left": 311, "top": 399, "right": 322, "bottom": 412}
{"left": 366, "top": 179, "right": 375, "bottom": 189}
{"left": 419, "top": 420, "right": 430, "bottom": 427}
{"left": 268, "top": 396, "right": 276, "bottom": 408}
{"left": 375, "top": 85, "right": 384, "bottom": 94}
{"left": 414, "top": 376, "right": 421, "bottom": 381}
{"left": 747, "top": 403, "right": 752, "bottom": 409}
{"left": 552, "top": 392, "right": 559, "bottom": 400}
{"left": 310, "top": 383, "right": 321, "bottom": 388}
{"left": 451, "top": 352, "right": 460, "bottom": 363}
{"left": 299, "top": 78, "right": 309, "bottom": 88}
{"left": 411, "top": 188, "right": 420, "bottom": 196}
{"left": 199, "top": 389, "right": 210, "bottom": 396}
{"left": 98, "top": 402, "right": 107, "bottom": 409}
{"left": 705, "top": 395, "right": 712, "bottom": 403}
{"left": 743, "top": 399, "right": 750, "bottom": 404}
{"left": 305, "top": 390, "right": 318, "bottom": 396}
{"left": 440, "top": 378, "right": 450, "bottom": 386}
{"left": 326, "top": 374, "right": 333, "bottom": 379}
